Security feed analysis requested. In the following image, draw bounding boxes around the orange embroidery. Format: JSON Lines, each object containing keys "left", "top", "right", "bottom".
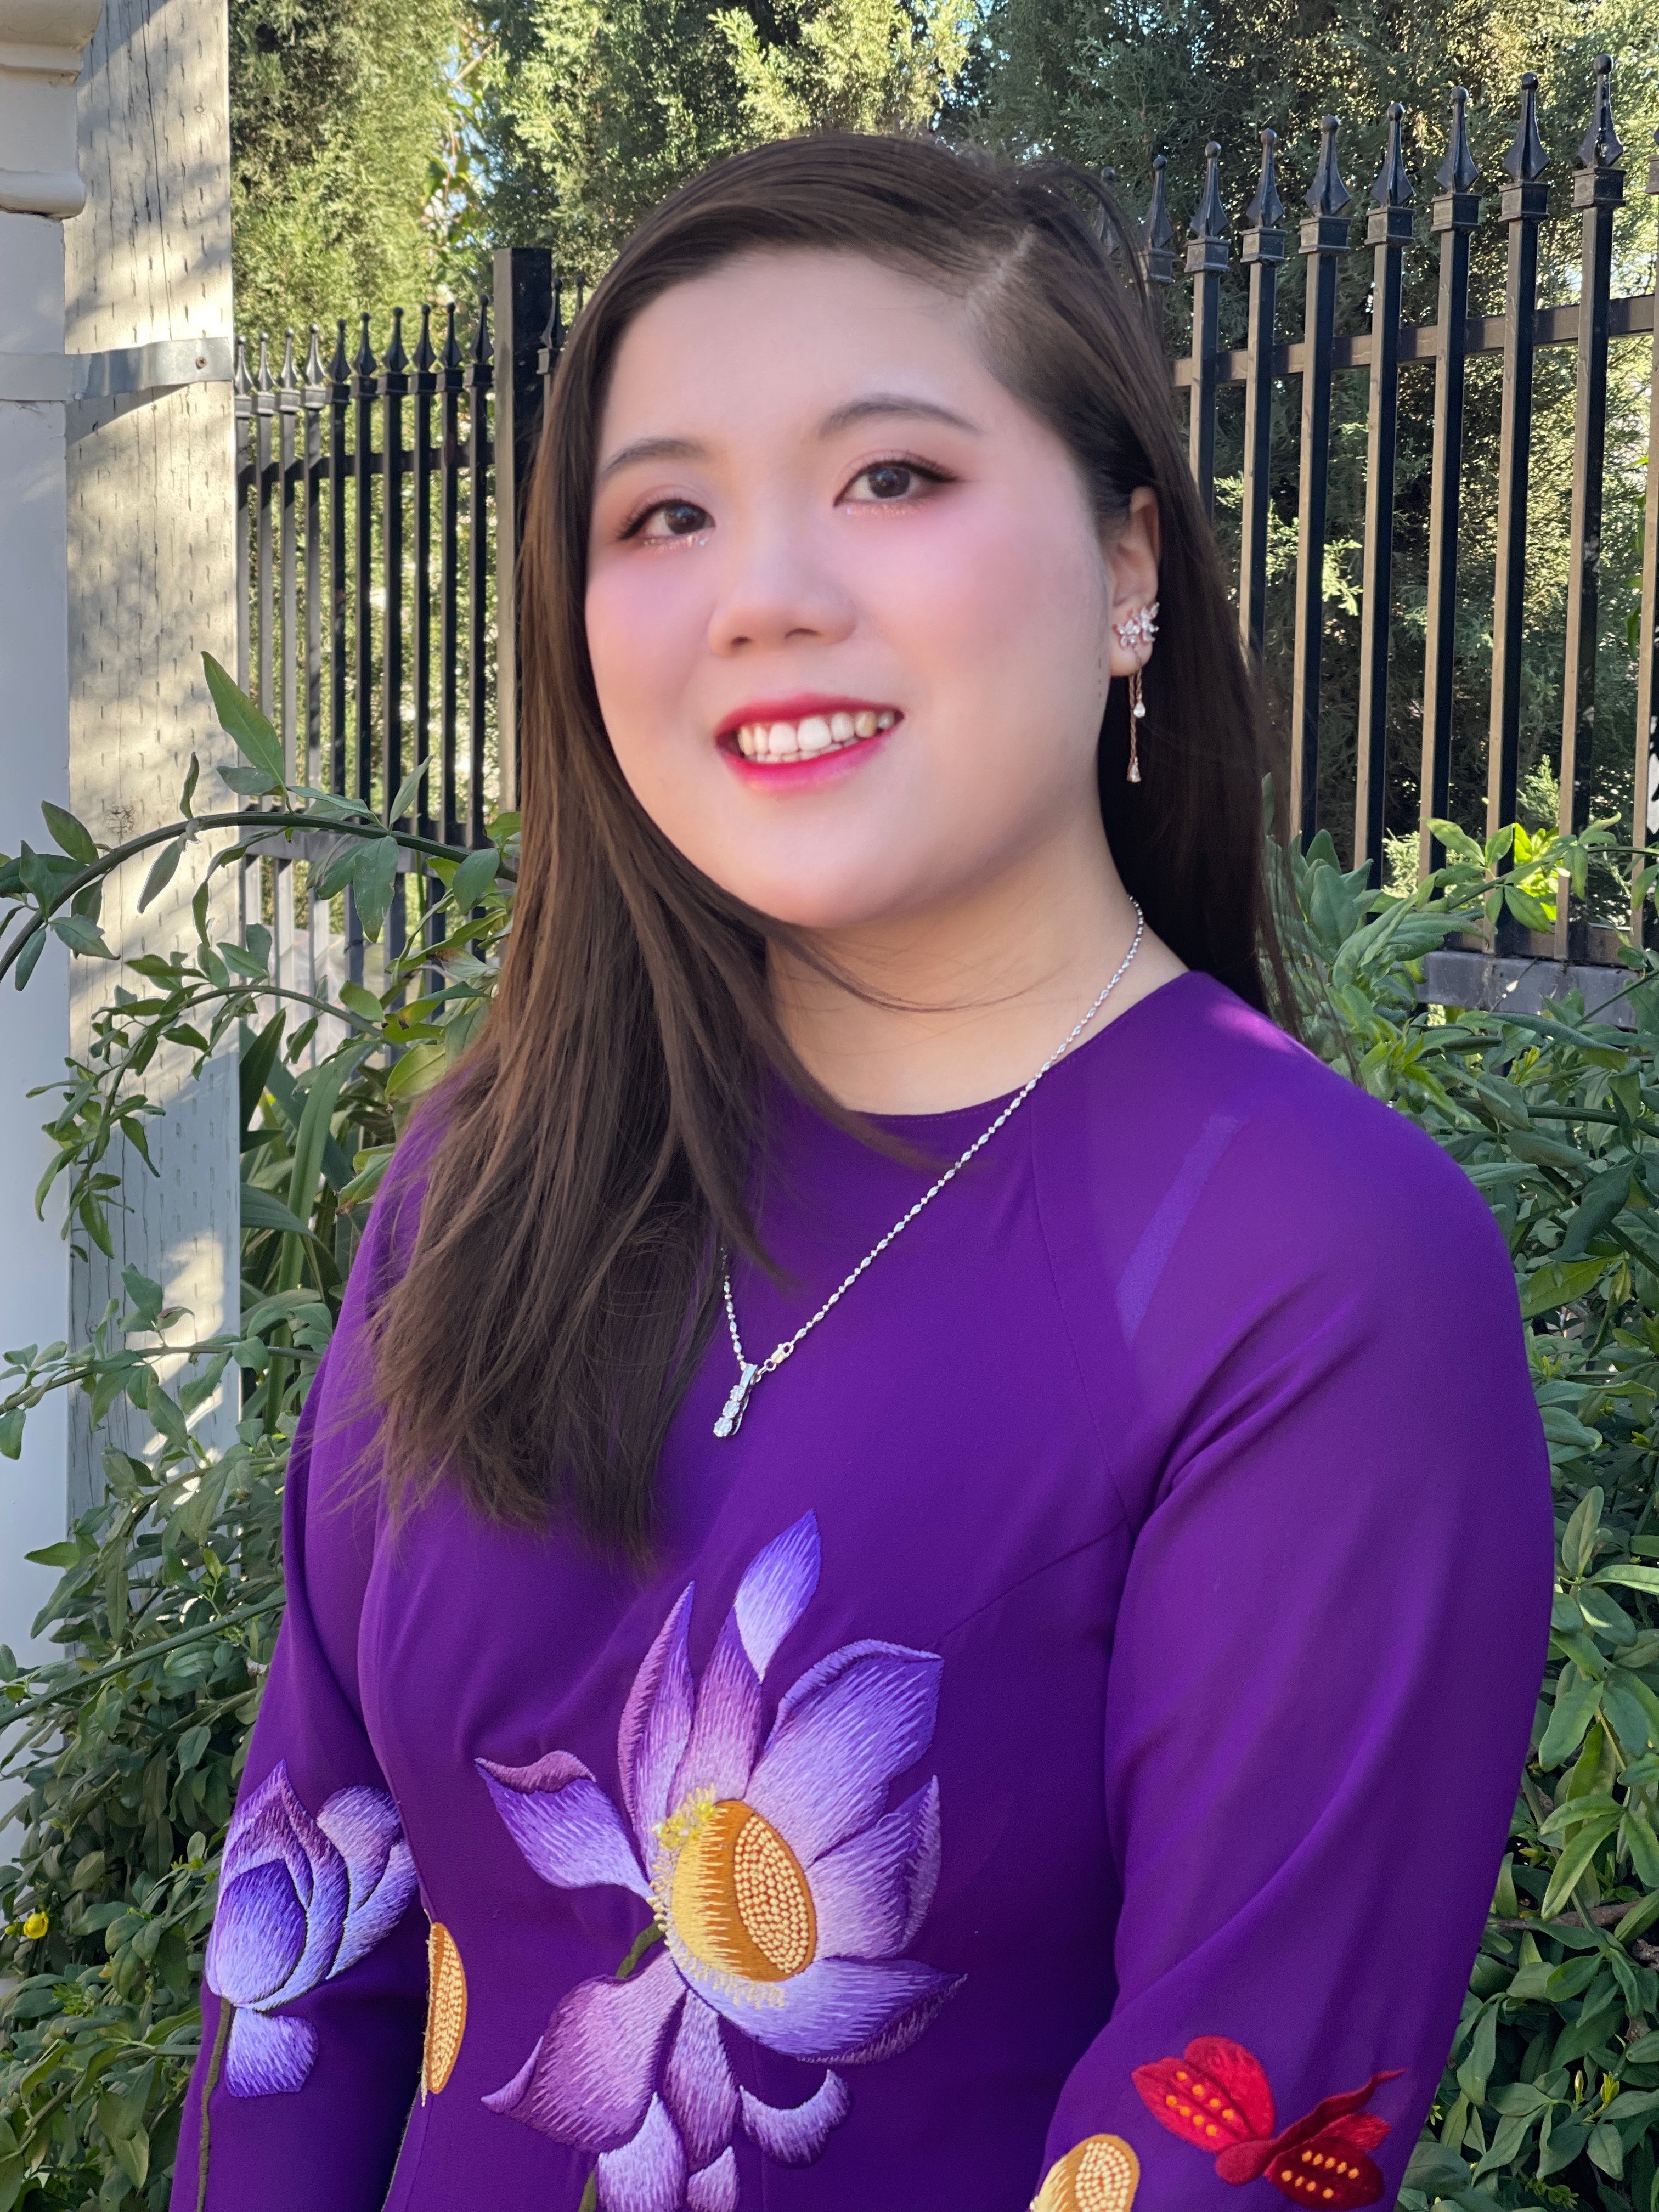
{"left": 1032, "top": 2133, "right": 1141, "bottom": 2212}
{"left": 1131, "top": 2039, "right": 1398, "bottom": 2209}
{"left": 422, "top": 1922, "right": 467, "bottom": 2097}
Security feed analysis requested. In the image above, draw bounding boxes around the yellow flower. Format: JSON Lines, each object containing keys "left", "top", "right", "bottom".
{"left": 21, "top": 1912, "right": 48, "bottom": 1940}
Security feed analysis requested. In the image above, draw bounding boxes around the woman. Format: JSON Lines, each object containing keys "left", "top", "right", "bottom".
{"left": 177, "top": 135, "right": 1551, "bottom": 2212}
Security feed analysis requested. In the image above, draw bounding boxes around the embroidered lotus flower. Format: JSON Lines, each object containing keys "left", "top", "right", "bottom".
{"left": 204, "top": 1759, "right": 418, "bottom": 2095}
{"left": 477, "top": 1510, "right": 961, "bottom": 2210}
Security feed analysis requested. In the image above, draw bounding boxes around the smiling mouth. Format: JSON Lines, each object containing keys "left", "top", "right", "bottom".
{"left": 730, "top": 708, "right": 899, "bottom": 764}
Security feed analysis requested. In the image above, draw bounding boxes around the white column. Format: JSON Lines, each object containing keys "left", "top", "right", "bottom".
{"left": 63, "top": 0, "right": 239, "bottom": 1504}
{"left": 0, "top": 0, "right": 103, "bottom": 1659}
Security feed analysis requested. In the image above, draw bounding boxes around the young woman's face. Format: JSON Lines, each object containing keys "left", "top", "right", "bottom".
{"left": 585, "top": 248, "right": 1156, "bottom": 933}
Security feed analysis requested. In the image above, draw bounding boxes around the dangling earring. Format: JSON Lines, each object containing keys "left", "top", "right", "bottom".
{"left": 1114, "top": 602, "right": 1159, "bottom": 783}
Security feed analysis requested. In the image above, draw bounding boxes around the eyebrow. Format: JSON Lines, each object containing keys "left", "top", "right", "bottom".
{"left": 595, "top": 394, "right": 983, "bottom": 486}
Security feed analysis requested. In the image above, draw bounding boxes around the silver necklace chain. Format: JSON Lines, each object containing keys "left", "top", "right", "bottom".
{"left": 713, "top": 904, "right": 1146, "bottom": 1438}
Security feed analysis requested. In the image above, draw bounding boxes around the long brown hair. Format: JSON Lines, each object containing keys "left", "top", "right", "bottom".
{"left": 373, "top": 131, "right": 1291, "bottom": 1547}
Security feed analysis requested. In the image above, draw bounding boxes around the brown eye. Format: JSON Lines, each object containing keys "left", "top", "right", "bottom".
{"left": 637, "top": 499, "right": 711, "bottom": 541}
{"left": 862, "top": 465, "right": 914, "bottom": 501}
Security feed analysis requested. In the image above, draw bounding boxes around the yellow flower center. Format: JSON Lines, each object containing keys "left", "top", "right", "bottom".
{"left": 668, "top": 1798, "right": 816, "bottom": 1982}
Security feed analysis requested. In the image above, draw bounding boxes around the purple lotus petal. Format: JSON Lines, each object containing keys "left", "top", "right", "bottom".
{"left": 808, "top": 1778, "right": 941, "bottom": 1961}
{"left": 617, "top": 1586, "right": 696, "bottom": 1843}
{"left": 732, "top": 1513, "right": 820, "bottom": 1677}
{"left": 685, "top": 2148, "right": 739, "bottom": 2212}
{"left": 221, "top": 2004, "right": 319, "bottom": 2096}
{"left": 669, "top": 1613, "right": 761, "bottom": 1812}
{"left": 662, "top": 1994, "right": 738, "bottom": 2170}
{"left": 330, "top": 1834, "right": 417, "bottom": 1978}
{"left": 678, "top": 1947, "right": 959, "bottom": 2066}
{"left": 823, "top": 1963, "right": 965, "bottom": 2067}
{"left": 205, "top": 1860, "right": 306, "bottom": 2007}
{"left": 740, "top": 2070, "right": 851, "bottom": 2165}
{"left": 216, "top": 1760, "right": 349, "bottom": 2002}
{"left": 314, "top": 1785, "right": 399, "bottom": 1898}
{"left": 595, "top": 2094, "right": 686, "bottom": 2212}
{"left": 746, "top": 1641, "right": 942, "bottom": 1863}
{"left": 478, "top": 1751, "right": 650, "bottom": 1899}
{"left": 483, "top": 1949, "right": 685, "bottom": 2151}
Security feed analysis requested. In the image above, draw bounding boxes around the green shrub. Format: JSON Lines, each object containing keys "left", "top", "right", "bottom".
{"left": 3, "top": 680, "right": 1659, "bottom": 2209}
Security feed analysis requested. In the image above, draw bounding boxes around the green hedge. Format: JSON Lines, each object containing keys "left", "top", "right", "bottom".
{"left": 1, "top": 675, "right": 1657, "bottom": 2210}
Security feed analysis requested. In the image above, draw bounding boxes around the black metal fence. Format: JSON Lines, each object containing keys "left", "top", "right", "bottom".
{"left": 234, "top": 59, "right": 1659, "bottom": 985}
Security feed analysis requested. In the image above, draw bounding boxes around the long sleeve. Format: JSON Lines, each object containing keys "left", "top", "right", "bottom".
{"left": 171, "top": 1167, "right": 428, "bottom": 2212}
{"left": 1033, "top": 1071, "right": 1555, "bottom": 2211}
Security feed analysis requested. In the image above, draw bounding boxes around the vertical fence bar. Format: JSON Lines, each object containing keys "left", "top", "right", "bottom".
{"left": 1238, "top": 133, "right": 1285, "bottom": 665}
{"left": 1635, "top": 129, "right": 1659, "bottom": 940}
{"left": 254, "top": 337, "right": 275, "bottom": 723}
{"left": 233, "top": 340, "right": 252, "bottom": 692}
{"left": 1486, "top": 76, "right": 1548, "bottom": 862}
{"left": 1185, "top": 142, "right": 1228, "bottom": 516}
{"left": 381, "top": 308, "right": 409, "bottom": 965}
{"left": 411, "top": 306, "right": 437, "bottom": 955}
{"left": 1290, "top": 117, "right": 1353, "bottom": 844}
{"left": 1353, "top": 105, "right": 1414, "bottom": 884}
{"left": 329, "top": 322, "right": 350, "bottom": 802}
{"left": 493, "top": 249, "right": 554, "bottom": 814}
{"left": 302, "top": 329, "right": 324, "bottom": 795}
{"left": 350, "top": 314, "right": 377, "bottom": 983}
{"left": 276, "top": 334, "right": 300, "bottom": 783}
{"left": 1418, "top": 89, "right": 1481, "bottom": 882}
{"left": 466, "top": 296, "right": 492, "bottom": 849}
{"left": 1556, "top": 54, "right": 1625, "bottom": 959}
{"left": 438, "top": 304, "right": 463, "bottom": 851}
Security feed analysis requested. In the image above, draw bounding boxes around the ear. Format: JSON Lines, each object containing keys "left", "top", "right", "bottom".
{"left": 1104, "top": 488, "right": 1161, "bottom": 680}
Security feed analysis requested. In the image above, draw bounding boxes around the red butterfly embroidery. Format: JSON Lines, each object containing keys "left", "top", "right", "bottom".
{"left": 1131, "top": 2038, "right": 1401, "bottom": 2209}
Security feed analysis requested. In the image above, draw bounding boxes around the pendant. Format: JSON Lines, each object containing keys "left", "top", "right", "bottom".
{"left": 713, "top": 1361, "right": 761, "bottom": 1439}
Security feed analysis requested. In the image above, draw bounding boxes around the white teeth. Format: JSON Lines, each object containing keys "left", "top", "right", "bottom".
{"left": 731, "top": 710, "right": 900, "bottom": 761}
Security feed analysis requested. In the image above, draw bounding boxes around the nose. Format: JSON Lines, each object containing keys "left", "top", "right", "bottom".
{"left": 706, "top": 509, "right": 856, "bottom": 658}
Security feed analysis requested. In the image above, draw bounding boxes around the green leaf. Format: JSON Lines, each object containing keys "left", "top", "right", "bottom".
{"left": 450, "top": 845, "right": 499, "bottom": 909}
{"left": 51, "top": 911, "right": 114, "bottom": 960}
{"left": 1539, "top": 1807, "right": 1622, "bottom": 1916}
{"left": 385, "top": 755, "right": 431, "bottom": 826}
{"left": 1589, "top": 2119, "right": 1625, "bottom": 2178}
{"left": 1564, "top": 1488, "right": 1606, "bottom": 1579}
{"left": 217, "top": 761, "right": 276, "bottom": 795}
{"left": 339, "top": 981, "right": 382, "bottom": 1026}
{"left": 12, "top": 925, "right": 46, "bottom": 989}
{"left": 309, "top": 834, "right": 361, "bottom": 901}
{"left": 1523, "top": 1257, "right": 1610, "bottom": 1319}
{"left": 121, "top": 1265, "right": 164, "bottom": 1327}
{"left": 25, "top": 1541, "right": 80, "bottom": 1567}
{"left": 1553, "top": 1984, "right": 1625, "bottom": 2066}
{"left": 353, "top": 836, "right": 400, "bottom": 943}
{"left": 137, "top": 837, "right": 185, "bottom": 913}
{"left": 1627, "top": 1805, "right": 1659, "bottom": 1887}
{"left": 240, "top": 1185, "right": 309, "bottom": 1238}
{"left": 0, "top": 1409, "right": 22, "bottom": 1460}
{"left": 39, "top": 801, "right": 98, "bottom": 865}
{"left": 203, "top": 653, "right": 286, "bottom": 789}
{"left": 1541, "top": 1664, "right": 1604, "bottom": 1769}
{"left": 1599, "top": 1565, "right": 1659, "bottom": 1594}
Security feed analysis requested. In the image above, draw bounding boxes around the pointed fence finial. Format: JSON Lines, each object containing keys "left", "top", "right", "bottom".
{"left": 255, "top": 332, "right": 274, "bottom": 393}
{"left": 1372, "top": 101, "right": 1413, "bottom": 209}
{"left": 278, "top": 329, "right": 297, "bottom": 390}
{"left": 1144, "top": 154, "right": 1177, "bottom": 283}
{"left": 383, "top": 305, "right": 409, "bottom": 375}
{"left": 233, "top": 335, "right": 250, "bottom": 397}
{"left": 330, "top": 318, "right": 350, "bottom": 384}
{"left": 413, "top": 302, "right": 435, "bottom": 373}
{"left": 354, "top": 312, "right": 376, "bottom": 378}
{"left": 471, "top": 294, "right": 493, "bottom": 368}
{"left": 1505, "top": 72, "right": 1548, "bottom": 183}
{"left": 1307, "top": 115, "right": 1354, "bottom": 218}
{"left": 1577, "top": 52, "right": 1624, "bottom": 172}
{"left": 441, "top": 301, "right": 461, "bottom": 372}
{"left": 1191, "top": 140, "right": 1227, "bottom": 241}
{"left": 1245, "top": 128, "right": 1285, "bottom": 230}
{"left": 1436, "top": 84, "right": 1479, "bottom": 193}
{"left": 304, "top": 323, "right": 324, "bottom": 387}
